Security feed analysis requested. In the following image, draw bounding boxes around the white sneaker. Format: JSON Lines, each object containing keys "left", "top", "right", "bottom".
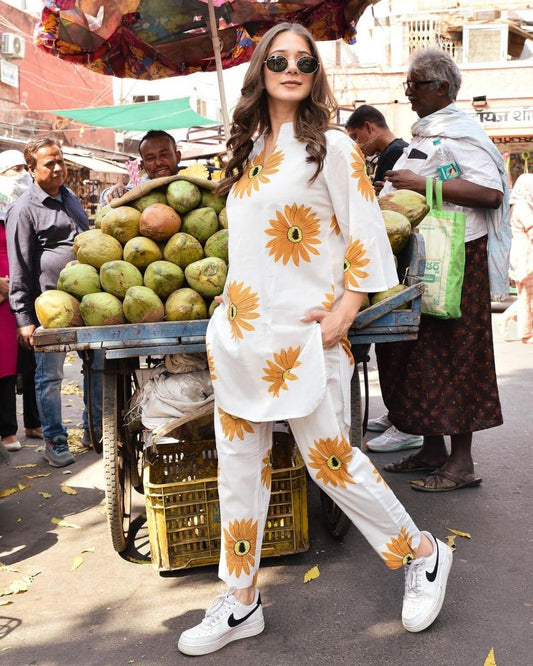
{"left": 366, "top": 426, "right": 423, "bottom": 452}
{"left": 178, "top": 588, "right": 265, "bottom": 656}
{"left": 367, "top": 413, "right": 392, "bottom": 432}
{"left": 402, "top": 532, "right": 453, "bottom": 632}
{"left": 3, "top": 440, "right": 21, "bottom": 452}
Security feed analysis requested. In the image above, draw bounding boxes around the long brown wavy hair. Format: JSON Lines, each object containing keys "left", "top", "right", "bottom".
{"left": 216, "top": 22, "right": 338, "bottom": 196}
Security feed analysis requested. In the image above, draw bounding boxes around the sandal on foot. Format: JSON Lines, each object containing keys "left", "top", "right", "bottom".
{"left": 409, "top": 469, "right": 482, "bottom": 492}
{"left": 384, "top": 454, "right": 444, "bottom": 474}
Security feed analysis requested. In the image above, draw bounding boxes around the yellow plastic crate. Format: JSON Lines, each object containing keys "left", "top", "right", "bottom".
{"left": 144, "top": 434, "right": 309, "bottom": 571}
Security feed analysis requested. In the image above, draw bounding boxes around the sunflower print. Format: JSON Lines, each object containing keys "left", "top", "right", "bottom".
{"left": 381, "top": 526, "right": 416, "bottom": 570}
{"left": 206, "top": 343, "right": 217, "bottom": 380}
{"left": 372, "top": 465, "right": 388, "bottom": 487}
{"left": 344, "top": 237, "right": 370, "bottom": 288}
{"left": 340, "top": 335, "right": 354, "bottom": 366}
{"left": 262, "top": 346, "right": 302, "bottom": 398}
{"left": 232, "top": 148, "right": 284, "bottom": 198}
{"left": 218, "top": 407, "right": 255, "bottom": 442}
{"left": 351, "top": 145, "right": 375, "bottom": 201}
{"left": 224, "top": 518, "right": 258, "bottom": 577}
{"left": 226, "top": 281, "right": 260, "bottom": 340}
{"left": 330, "top": 214, "right": 341, "bottom": 236}
{"left": 322, "top": 285, "right": 335, "bottom": 311}
{"left": 261, "top": 449, "right": 273, "bottom": 489}
{"left": 265, "top": 203, "right": 321, "bottom": 266}
{"left": 308, "top": 436, "right": 355, "bottom": 488}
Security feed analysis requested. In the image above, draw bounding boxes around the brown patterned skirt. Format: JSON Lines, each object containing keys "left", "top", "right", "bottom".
{"left": 375, "top": 235, "right": 503, "bottom": 436}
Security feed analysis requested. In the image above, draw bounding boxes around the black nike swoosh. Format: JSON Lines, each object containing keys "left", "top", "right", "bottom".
{"left": 227, "top": 594, "right": 261, "bottom": 628}
{"left": 426, "top": 541, "right": 439, "bottom": 582}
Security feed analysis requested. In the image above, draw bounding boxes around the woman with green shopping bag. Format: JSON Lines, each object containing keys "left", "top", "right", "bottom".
{"left": 375, "top": 47, "right": 509, "bottom": 492}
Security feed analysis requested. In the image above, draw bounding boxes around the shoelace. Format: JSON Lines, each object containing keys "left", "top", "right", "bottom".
{"left": 404, "top": 559, "right": 425, "bottom": 597}
{"left": 51, "top": 440, "right": 69, "bottom": 454}
{"left": 385, "top": 426, "right": 401, "bottom": 437}
{"left": 202, "top": 588, "right": 238, "bottom": 627}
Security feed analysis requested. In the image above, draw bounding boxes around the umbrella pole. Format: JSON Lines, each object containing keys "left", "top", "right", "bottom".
{"left": 207, "top": 0, "right": 231, "bottom": 147}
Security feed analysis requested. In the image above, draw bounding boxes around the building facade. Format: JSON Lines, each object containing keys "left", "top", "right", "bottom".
{"left": 331, "top": 1, "right": 533, "bottom": 186}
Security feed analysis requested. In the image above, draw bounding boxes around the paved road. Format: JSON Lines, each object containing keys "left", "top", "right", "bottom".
{"left": 0, "top": 315, "right": 531, "bottom": 665}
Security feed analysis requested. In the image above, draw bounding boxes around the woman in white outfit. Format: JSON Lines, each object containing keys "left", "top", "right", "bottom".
{"left": 178, "top": 23, "right": 453, "bottom": 657}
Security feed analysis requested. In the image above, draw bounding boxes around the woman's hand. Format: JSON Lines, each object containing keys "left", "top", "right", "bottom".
{"left": 301, "top": 291, "right": 367, "bottom": 349}
{"left": 0, "top": 275, "right": 9, "bottom": 298}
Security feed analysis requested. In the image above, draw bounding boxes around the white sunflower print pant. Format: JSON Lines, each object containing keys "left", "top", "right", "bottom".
{"left": 215, "top": 344, "right": 422, "bottom": 589}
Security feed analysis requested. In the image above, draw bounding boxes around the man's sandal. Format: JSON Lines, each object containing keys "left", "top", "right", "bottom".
{"left": 409, "top": 469, "right": 482, "bottom": 492}
{"left": 384, "top": 454, "right": 445, "bottom": 474}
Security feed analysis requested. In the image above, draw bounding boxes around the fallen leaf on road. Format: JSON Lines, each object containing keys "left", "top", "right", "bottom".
{"left": 72, "top": 556, "right": 83, "bottom": 570}
{"left": 13, "top": 464, "right": 37, "bottom": 469}
{"left": 446, "top": 528, "right": 471, "bottom": 539}
{"left": 0, "top": 484, "right": 30, "bottom": 498}
{"left": 81, "top": 547, "right": 95, "bottom": 553}
{"left": 16, "top": 518, "right": 22, "bottom": 523}
{"left": 63, "top": 419, "right": 72, "bottom": 424}
{"left": 51, "top": 517, "right": 81, "bottom": 529}
{"left": 0, "top": 572, "right": 39, "bottom": 597}
{"left": 25, "top": 473, "right": 52, "bottom": 479}
{"left": 96, "top": 507, "right": 106, "bottom": 516}
{"left": 38, "top": 492, "right": 51, "bottom": 499}
{"left": 0, "top": 600, "right": 13, "bottom": 606}
{"left": 445, "top": 535, "right": 457, "bottom": 551}
{"left": 62, "top": 470, "right": 72, "bottom": 475}
{"left": 0, "top": 564, "right": 19, "bottom": 573}
{"left": 61, "top": 381, "right": 82, "bottom": 396}
{"left": 484, "top": 648, "right": 496, "bottom": 665}
{"left": 60, "top": 485, "right": 77, "bottom": 495}
{"left": 304, "top": 565, "right": 320, "bottom": 583}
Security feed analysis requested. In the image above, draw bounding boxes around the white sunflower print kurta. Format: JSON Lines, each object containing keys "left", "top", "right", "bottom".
{"left": 206, "top": 123, "right": 398, "bottom": 422}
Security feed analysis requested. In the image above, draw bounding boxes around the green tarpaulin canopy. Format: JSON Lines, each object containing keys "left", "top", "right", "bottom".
{"left": 50, "top": 97, "right": 217, "bottom": 131}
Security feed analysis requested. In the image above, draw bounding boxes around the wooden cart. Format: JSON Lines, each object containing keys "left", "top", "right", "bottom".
{"left": 33, "top": 233, "right": 425, "bottom": 556}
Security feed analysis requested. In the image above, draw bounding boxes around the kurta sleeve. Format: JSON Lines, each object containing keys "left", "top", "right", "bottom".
{"left": 324, "top": 131, "right": 399, "bottom": 293}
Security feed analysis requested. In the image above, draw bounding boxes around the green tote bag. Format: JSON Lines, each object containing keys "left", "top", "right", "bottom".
{"left": 418, "top": 177, "right": 466, "bottom": 319}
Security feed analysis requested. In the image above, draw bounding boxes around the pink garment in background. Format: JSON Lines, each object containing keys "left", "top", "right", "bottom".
{"left": 0, "top": 222, "right": 17, "bottom": 378}
{"left": 509, "top": 174, "right": 533, "bottom": 341}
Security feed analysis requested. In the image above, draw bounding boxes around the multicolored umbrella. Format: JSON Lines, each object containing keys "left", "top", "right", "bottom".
{"left": 35, "top": 0, "right": 376, "bottom": 79}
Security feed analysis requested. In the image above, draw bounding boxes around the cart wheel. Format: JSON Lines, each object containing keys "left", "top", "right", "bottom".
{"left": 320, "top": 490, "right": 352, "bottom": 539}
{"left": 102, "top": 360, "right": 132, "bottom": 552}
{"left": 320, "top": 363, "right": 364, "bottom": 539}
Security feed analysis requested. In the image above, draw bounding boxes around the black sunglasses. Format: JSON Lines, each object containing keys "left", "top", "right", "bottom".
{"left": 402, "top": 80, "right": 436, "bottom": 92}
{"left": 264, "top": 54, "right": 319, "bottom": 75}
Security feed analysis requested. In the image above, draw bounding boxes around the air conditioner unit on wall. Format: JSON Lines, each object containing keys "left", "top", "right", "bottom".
{"left": 1, "top": 33, "right": 25, "bottom": 59}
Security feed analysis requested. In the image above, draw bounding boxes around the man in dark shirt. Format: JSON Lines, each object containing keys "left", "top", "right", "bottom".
{"left": 346, "top": 107, "right": 421, "bottom": 454}
{"left": 346, "top": 105, "right": 408, "bottom": 194}
{"left": 6, "top": 137, "right": 100, "bottom": 466}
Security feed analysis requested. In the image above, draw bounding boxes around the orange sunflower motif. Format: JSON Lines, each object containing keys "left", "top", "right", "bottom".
{"left": 340, "top": 335, "right": 354, "bottom": 366}
{"left": 262, "top": 346, "right": 302, "bottom": 398}
{"left": 233, "top": 148, "right": 284, "bottom": 198}
{"left": 265, "top": 203, "right": 321, "bottom": 266}
{"left": 372, "top": 465, "right": 388, "bottom": 487}
{"left": 381, "top": 526, "right": 416, "bottom": 570}
{"left": 261, "top": 449, "right": 273, "bottom": 489}
{"left": 224, "top": 518, "right": 258, "bottom": 577}
{"left": 330, "top": 214, "right": 341, "bottom": 236}
{"left": 206, "top": 343, "right": 217, "bottom": 380}
{"left": 322, "top": 285, "right": 335, "bottom": 311}
{"left": 218, "top": 407, "right": 255, "bottom": 442}
{"left": 226, "top": 281, "right": 260, "bottom": 340}
{"left": 344, "top": 237, "right": 370, "bottom": 288}
{"left": 308, "top": 436, "right": 355, "bottom": 488}
{"left": 351, "top": 145, "right": 375, "bottom": 201}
